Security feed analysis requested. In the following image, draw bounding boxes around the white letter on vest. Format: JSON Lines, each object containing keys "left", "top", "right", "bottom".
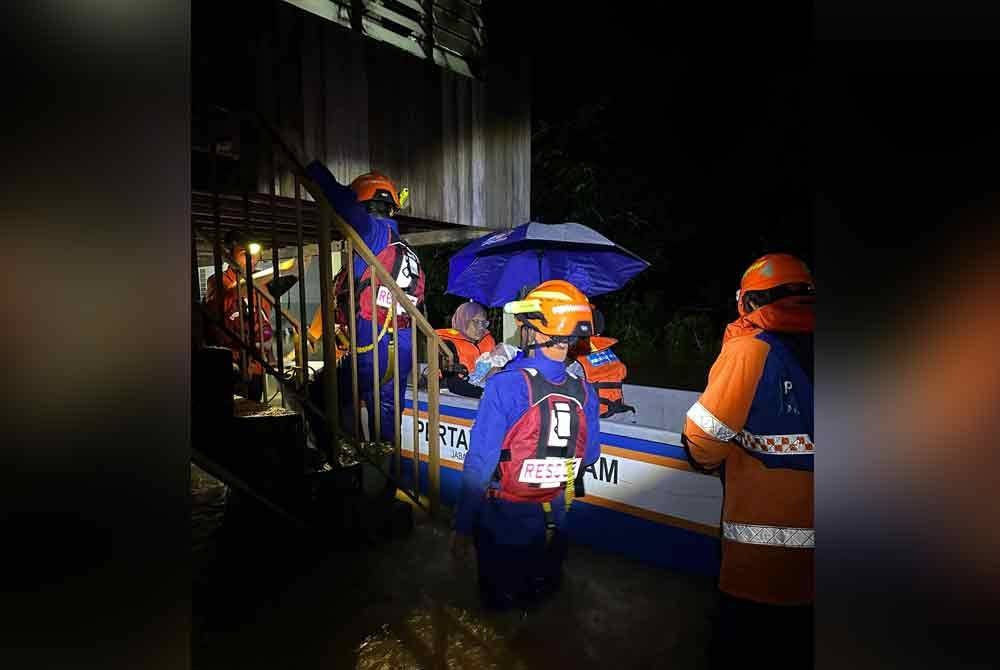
{"left": 548, "top": 402, "right": 572, "bottom": 448}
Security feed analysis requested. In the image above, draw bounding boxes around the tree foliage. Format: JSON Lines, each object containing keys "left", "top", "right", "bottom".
{"left": 424, "top": 91, "right": 811, "bottom": 390}
{"left": 529, "top": 97, "right": 811, "bottom": 389}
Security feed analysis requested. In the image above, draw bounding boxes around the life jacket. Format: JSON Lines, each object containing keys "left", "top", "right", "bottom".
{"left": 203, "top": 266, "right": 273, "bottom": 377}
{"left": 333, "top": 226, "right": 425, "bottom": 332}
{"left": 493, "top": 368, "right": 590, "bottom": 504}
{"left": 576, "top": 336, "right": 634, "bottom": 419}
{"left": 436, "top": 328, "right": 497, "bottom": 376}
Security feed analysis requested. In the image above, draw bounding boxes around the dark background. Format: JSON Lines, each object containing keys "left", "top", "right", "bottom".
{"left": 421, "top": 2, "right": 812, "bottom": 388}
{"left": 529, "top": 2, "right": 811, "bottom": 388}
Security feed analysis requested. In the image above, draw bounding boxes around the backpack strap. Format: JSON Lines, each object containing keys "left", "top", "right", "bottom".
{"left": 495, "top": 369, "right": 538, "bottom": 478}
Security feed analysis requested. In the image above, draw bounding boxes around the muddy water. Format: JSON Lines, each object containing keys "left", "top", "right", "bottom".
{"left": 191, "top": 464, "right": 718, "bottom": 669}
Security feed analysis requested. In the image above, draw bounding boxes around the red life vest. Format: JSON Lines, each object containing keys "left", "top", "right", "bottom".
{"left": 494, "top": 368, "right": 590, "bottom": 504}
{"left": 435, "top": 328, "right": 496, "bottom": 376}
{"left": 576, "top": 336, "right": 634, "bottom": 419}
{"left": 334, "top": 227, "right": 425, "bottom": 330}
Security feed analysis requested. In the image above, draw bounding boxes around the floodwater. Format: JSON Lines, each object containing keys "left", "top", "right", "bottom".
{"left": 191, "top": 464, "right": 719, "bottom": 669}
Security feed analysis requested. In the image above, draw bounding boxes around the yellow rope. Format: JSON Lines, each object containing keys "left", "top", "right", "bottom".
{"left": 352, "top": 309, "right": 398, "bottom": 386}
{"left": 355, "top": 308, "right": 393, "bottom": 354}
{"left": 542, "top": 458, "right": 578, "bottom": 545}
{"left": 564, "top": 457, "right": 577, "bottom": 511}
{"left": 380, "top": 336, "right": 396, "bottom": 386}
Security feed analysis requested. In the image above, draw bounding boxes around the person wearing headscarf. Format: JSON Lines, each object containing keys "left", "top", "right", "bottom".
{"left": 435, "top": 301, "right": 497, "bottom": 398}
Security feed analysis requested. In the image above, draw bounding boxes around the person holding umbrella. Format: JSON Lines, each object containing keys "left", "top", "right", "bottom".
{"left": 450, "top": 280, "right": 602, "bottom": 613}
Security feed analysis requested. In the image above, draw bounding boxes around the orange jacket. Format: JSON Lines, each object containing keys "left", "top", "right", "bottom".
{"left": 436, "top": 328, "right": 496, "bottom": 376}
{"left": 307, "top": 307, "right": 351, "bottom": 365}
{"left": 203, "top": 267, "right": 273, "bottom": 376}
{"left": 574, "top": 336, "right": 633, "bottom": 418}
{"left": 683, "top": 297, "right": 814, "bottom": 605}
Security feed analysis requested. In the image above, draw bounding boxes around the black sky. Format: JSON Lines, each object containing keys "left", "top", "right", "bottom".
{"left": 498, "top": 2, "right": 813, "bottom": 312}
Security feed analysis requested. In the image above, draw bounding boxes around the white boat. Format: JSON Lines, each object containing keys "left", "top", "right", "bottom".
{"left": 400, "top": 381, "right": 724, "bottom": 577}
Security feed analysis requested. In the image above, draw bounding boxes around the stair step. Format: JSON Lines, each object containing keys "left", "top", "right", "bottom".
{"left": 233, "top": 396, "right": 299, "bottom": 419}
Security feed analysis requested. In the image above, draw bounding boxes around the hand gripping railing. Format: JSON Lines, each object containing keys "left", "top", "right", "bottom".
{"left": 304, "top": 184, "right": 448, "bottom": 519}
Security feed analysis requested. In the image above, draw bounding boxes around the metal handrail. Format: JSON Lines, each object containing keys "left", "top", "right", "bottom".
{"left": 197, "top": 109, "right": 450, "bottom": 517}
{"left": 193, "top": 228, "right": 316, "bottom": 350}
{"left": 300, "top": 184, "right": 447, "bottom": 518}
{"left": 194, "top": 299, "right": 433, "bottom": 516}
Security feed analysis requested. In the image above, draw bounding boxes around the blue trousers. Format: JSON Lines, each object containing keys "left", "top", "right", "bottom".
{"left": 337, "top": 323, "right": 413, "bottom": 445}
{"left": 474, "top": 496, "right": 569, "bottom": 611}
{"left": 306, "top": 324, "right": 412, "bottom": 458}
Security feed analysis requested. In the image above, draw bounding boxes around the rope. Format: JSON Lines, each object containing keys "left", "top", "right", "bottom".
{"left": 355, "top": 309, "right": 393, "bottom": 354}
{"left": 564, "top": 457, "right": 577, "bottom": 511}
{"left": 542, "top": 457, "right": 578, "bottom": 546}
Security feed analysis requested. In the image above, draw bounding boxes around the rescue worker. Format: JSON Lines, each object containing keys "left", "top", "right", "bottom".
{"left": 681, "top": 253, "right": 814, "bottom": 669}
{"left": 450, "top": 280, "right": 601, "bottom": 612}
{"left": 305, "top": 162, "right": 425, "bottom": 446}
{"left": 436, "top": 301, "right": 496, "bottom": 398}
{"left": 567, "top": 306, "right": 634, "bottom": 419}
{"left": 202, "top": 230, "right": 273, "bottom": 401}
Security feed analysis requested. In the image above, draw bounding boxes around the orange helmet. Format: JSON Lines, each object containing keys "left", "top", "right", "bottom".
{"left": 736, "top": 253, "right": 814, "bottom": 316}
{"left": 504, "top": 280, "right": 594, "bottom": 339}
{"left": 350, "top": 171, "right": 400, "bottom": 209}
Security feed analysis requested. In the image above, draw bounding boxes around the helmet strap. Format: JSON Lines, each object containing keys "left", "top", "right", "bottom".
{"left": 520, "top": 324, "right": 574, "bottom": 351}
{"left": 518, "top": 324, "right": 534, "bottom": 351}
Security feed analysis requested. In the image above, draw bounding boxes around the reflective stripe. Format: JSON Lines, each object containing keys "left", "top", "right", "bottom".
{"left": 723, "top": 522, "right": 815, "bottom": 548}
{"left": 686, "top": 402, "right": 737, "bottom": 442}
{"left": 736, "top": 431, "right": 815, "bottom": 454}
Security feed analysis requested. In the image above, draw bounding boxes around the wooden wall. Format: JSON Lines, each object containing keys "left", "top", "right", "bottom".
{"left": 242, "top": 0, "right": 529, "bottom": 229}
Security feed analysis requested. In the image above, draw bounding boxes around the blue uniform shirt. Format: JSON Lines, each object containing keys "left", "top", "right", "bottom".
{"left": 454, "top": 352, "right": 602, "bottom": 535}
{"left": 305, "top": 161, "right": 398, "bottom": 280}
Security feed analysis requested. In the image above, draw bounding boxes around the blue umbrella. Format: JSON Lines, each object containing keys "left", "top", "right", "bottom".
{"left": 446, "top": 222, "right": 650, "bottom": 307}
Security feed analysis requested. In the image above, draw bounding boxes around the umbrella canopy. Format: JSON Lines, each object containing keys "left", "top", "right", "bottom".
{"left": 446, "top": 222, "right": 650, "bottom": 307}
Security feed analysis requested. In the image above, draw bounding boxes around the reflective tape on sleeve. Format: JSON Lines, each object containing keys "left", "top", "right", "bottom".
{"left": 686, "top": 401, "right": 737, "bottom": 442}
{"left": 723, "top": 522, "right": 815, "bottom": 548}
{"left": 736, "top": 431, "right": 815, "bottom": 454}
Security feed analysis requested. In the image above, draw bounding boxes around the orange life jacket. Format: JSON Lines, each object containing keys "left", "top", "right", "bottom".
{"left": 307, "top": 310, "right": 351, "bottom": 365}
{"left": 203, "top": 267, "right": 273, "bottom": 377}
{"left": 435, "top": 329, "right": 496, "bottom": 376}
{"left": 575, "top": 336, "right": 634, "bottom": 419}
